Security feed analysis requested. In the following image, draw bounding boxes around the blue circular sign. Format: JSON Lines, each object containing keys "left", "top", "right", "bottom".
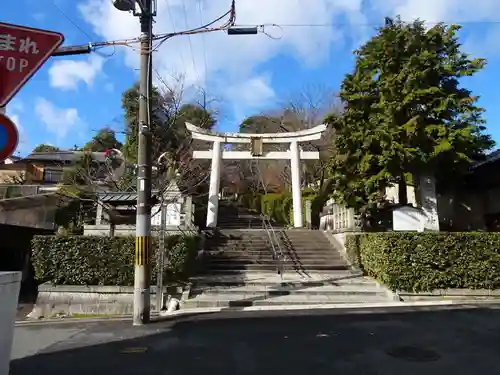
{"left": 0, "top": 125, "right": 7, "bottom": 152}
{"left": 0, "top": 114, "right": 19, "bottom": 162}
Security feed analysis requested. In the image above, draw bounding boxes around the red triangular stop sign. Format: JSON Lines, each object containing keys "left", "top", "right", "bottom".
{"left": 0, "top": 22, "right": 64, "bottom": 107}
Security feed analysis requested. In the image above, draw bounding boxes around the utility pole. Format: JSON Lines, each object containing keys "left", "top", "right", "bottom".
{"left": 113, "top": 0, "right": 154, "bottom": 326}
{"left": 134, "top": 0, "right": 154, "bottom": 326}
{"left": 109, "top": 0, "right": 256, "bottom": 326}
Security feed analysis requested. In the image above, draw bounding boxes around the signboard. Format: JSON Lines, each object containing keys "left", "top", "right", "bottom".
{"left": 393, "top": 206, "right": 425, "bottom": 232}
{"left": 0, "top": 114, "right": 19, "bottom": 162}
{"left": 0, "top": 22, "right": 64, "bottom": 107}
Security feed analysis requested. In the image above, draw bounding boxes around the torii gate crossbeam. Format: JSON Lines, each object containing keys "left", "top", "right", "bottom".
{"left": 186, "top": 122, "right": 327, "bottom": 228}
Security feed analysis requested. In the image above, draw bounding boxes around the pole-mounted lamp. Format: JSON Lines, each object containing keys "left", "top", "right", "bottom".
{"left": 227, "top": 27, "right": 258, "bottom": 35}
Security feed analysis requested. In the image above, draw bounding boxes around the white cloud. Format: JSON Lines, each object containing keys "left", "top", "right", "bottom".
{"left": 226, "top": 75, "right": 275, "bottom": 108}
{"left": 371, "top": 0, "right": 498, "bottom": 23}
{"left": 78, "top": 0, "right": 366, "bottom": 88}
{"left": 76, "top": 0, "right": 500, "bottom": 123}
{"left": 48, "top": 55, "right": 104, "bottom": 91}
{"left": 34, "top": 98, "right": 84, "bottom": 139}
{"left": 369, "top": 0, "right": 500, "bottom": 57}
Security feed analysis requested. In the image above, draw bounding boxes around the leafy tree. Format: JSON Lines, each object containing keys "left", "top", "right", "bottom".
{"left": 121, "top": 82, "right": 216, "bottom": 164}
{"left": 32, "top": 144, "right": 59, "bottom": 153}
{"left": 83, "top": 128, "right": 122, "bottom": 152}
{"left": 326, "top": 18, "right": 494, "bottom": 220}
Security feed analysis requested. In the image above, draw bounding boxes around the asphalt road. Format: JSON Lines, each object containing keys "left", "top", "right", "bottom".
{"left": 10, "top": 306, "right": 500, "bottom": 375}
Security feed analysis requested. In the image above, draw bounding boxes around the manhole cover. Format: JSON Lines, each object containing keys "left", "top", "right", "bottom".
{"left": 386, "top": 346, "right": 440, "bottom": 362}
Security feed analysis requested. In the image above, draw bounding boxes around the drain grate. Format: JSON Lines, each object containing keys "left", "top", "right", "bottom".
{"left": 386, "top": 346, "right": 441, "bottom": 362}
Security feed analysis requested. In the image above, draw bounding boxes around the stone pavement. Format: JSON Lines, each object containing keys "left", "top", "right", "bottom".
{"left": 10, "top": 305, "right": 500, "bottom": 375}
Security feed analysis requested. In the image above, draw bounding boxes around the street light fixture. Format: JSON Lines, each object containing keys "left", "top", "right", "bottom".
{"left": 228, "top": 27, "right": 258, "bottom": 35}
{"left": 112, "top": 0, "right": 136, "bottom": 12}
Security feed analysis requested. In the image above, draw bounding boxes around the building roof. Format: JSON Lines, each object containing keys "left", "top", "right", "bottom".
{"left": 471, "top": 149, "right": 500, "bottom": 169}
{"left": 98, "top": 190, "right": 161, "bottom": 203}
{"left": 22, "top": 151, "right": 108, "bottom": 163}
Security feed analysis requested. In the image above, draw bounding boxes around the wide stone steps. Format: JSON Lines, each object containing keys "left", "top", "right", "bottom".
{"left": 198, "top": 263, "right": 349, "bottom": 272}
{"left": 205, "top": 249, "right": 345, "bottom": 257}
{"left": 183, "top": 294, "right": 390, "bottom": 308}
{"left": 201, "top": 251, "right": 344, "bottom": 264}
{"left": 185, "top": 279, "right": 390, "bottom": 308}
{"left": 191, "top": 283, "right": 385, "bottom": 296}
{"left": 190, "top": 269, "right": 369, "bottom": 283}
{"left": 203, "top": 257, "right": 348, "bottom": 266}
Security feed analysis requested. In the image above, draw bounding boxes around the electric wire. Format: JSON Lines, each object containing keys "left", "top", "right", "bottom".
{"left": 198, "top": 0, "right": 209, "bottom": 90}
{"left": 50, "top": 0, "right": 94, "bottom": 42}
{"left": 237, "top": 19, "right": 500, "bottom": 28}
{"left": 163, "top": 0, "right": 187, "bottom": 71}
{"left": 181, "top": 0, "right": 198, "bottom": 83}
{"left": 63, "top": 13, "right": 498, "bottom": 57}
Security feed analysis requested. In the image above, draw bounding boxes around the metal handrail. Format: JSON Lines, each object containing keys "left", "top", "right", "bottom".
{"left": 261, "top": 214, "right": 285, "bottom": 278}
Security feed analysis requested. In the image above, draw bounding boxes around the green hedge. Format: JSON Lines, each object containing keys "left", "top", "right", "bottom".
{"left": 261, "top": 193, "right": 292, "bottom": 224}
{"left": 240, "top": 190, "right": 324, "bottom": 227}
{"left": 346, "top": 232, "right": 500, "bottom": 292}
{"left": 32, "top": 234, "right": 201, "bottom": 286}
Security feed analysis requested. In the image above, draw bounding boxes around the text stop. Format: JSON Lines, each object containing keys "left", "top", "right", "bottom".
{"left": 0, "top": 56, "right": 29, "bottom": 73}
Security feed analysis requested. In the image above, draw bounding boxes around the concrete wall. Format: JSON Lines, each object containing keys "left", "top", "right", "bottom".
{"left": 0, "top": 272, "right": 21, "bottom": 375}
{"left": 83, "top": 225, "right": 193, "bottom": 236}
{"left": 29, "top": 284, "right": 188, "bottom": 318}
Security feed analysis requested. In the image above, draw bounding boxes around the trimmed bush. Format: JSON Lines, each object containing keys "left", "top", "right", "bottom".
{"left": 32, "top": 234, "right": 201, "bottom": 286}
{"left": 240, "top": 189, "right": 323, "bottom": 227}
{"left": 239, "top": 192, "right": 262, "bottom": 212}
{"left": 346, "top": 232, "right": 500, "bottom": 292}
{"left": 261, "top": 193, "right": 292, "bottom": 224}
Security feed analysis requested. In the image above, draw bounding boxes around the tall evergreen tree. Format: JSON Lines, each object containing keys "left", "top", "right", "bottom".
{"left": 83, "top": 128, "right": 122, "bottom": 152}
{"left": 326, "top": 18, "right": 494, "bottom": 215}
{"left": 121, "top": 83, "right": 216, "bottom": 163}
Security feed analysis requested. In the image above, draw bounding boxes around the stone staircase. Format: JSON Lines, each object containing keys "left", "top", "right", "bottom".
{"left": 185, "top": 201, "right": 393, "bottom": 308}
{"left": 216, "top": 201, "right": 265, "bottom": 229}
{"left": 185, "top": 272, "right": 391, "bottom": 308}
{"left": 280, "top": 230, "right": 349, "bottom": 273}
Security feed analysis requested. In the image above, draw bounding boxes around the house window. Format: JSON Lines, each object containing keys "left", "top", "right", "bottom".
{"left": 43, "top": 168, "right": 64, "bottom": 183}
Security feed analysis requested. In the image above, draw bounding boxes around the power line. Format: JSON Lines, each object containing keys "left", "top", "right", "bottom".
{"left": 163, "top": 0, "right": 187, "bottom": 71}
{"left": 236, "top": 19, "right": 500, "bottom": 28}
{"left": 181, "top": 0, "right": 198, "bottom": 83}
{"left": 198, "top": 0, "right": 209, "bottom": 90}
{"left": 50, "top": 0, "right": 94, "bottom": 41}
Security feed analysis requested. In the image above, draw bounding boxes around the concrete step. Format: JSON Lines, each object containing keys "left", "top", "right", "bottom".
{"left": 191, "top": 283, "right": 386, "bottom": 296}
{"left": 205, "top": 243, "right": 338, "bottom": 250}
{"left": 183, "top": 293, "right": 391, "bottom": 308}
{"left": 206, "top": 249, "right": 342, "bottom": 256}
{"left": 190, "top": 270, "right": 366, "bottom": 284}
{"left": 200, "top": 264, "right": 350, "bottom": 271}
{"left": 203, "top": 256, "right": 347, "bottom": 263}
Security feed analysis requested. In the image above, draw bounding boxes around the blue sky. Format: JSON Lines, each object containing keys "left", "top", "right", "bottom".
{"left": 2, "top": 0, "right": 500, "bottom": 156}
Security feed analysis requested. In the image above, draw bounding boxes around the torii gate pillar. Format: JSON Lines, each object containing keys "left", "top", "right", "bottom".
{"left": 207, "top": 140, "right": 222, "bottom": 227}
{"left": 186, "top": 122, "right": 327, "bottom": 228}
{"left": 289, "top": 140, "right": 302, "bottom": 229}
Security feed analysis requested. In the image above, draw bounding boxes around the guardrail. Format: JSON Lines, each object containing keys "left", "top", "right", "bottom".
{"left": 261, "top": 214, "right": 285, "bottom": 279}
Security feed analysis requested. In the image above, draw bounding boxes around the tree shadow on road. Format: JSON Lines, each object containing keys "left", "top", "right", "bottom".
{"left": 10, "top": 306, "right": 500, "bottom": 375}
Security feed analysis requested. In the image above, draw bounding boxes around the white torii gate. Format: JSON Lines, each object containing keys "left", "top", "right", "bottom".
{"left": 186, "top": 122, "right": 327, "bottom": 228}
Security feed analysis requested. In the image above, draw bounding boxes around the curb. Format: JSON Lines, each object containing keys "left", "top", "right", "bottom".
{"left": 15, "top": 299, "right": 500, "bottom": 327}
